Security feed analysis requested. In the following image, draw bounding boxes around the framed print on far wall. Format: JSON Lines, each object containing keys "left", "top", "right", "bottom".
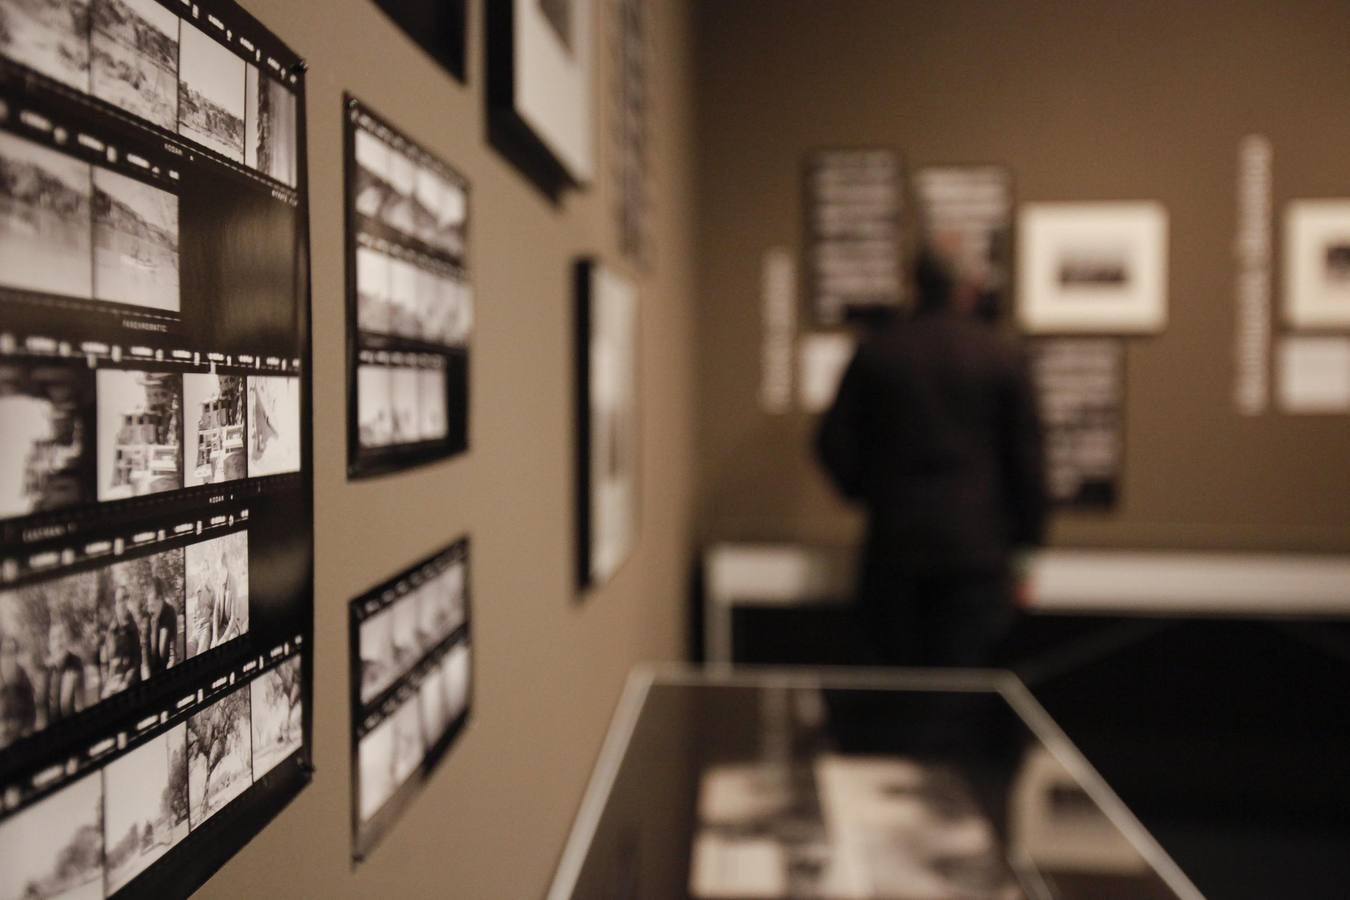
{"left": 1283, "top": 200, "right": 1350, "bottom": 331}
{"left": 1017, "top": 202, "right": 1169, "bottom": 334}
{"left": 575, "top": 260, "right": 639, "bottom": 590}
{"left": 487, "top": 0, "right": 595, "bottom": 199}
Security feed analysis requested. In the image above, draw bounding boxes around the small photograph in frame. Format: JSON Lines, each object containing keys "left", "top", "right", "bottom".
{"left": 1017, "top": 202, "right": 1169, "bottom": 334}
{"left": 345, "top": 97, "right": 470, "bottom": 478}
{"left": 575, "top": 259, "right": 639, "bottom": 590}
{"left": 1283, "top": 200, "right": 1350, "bottom": 331}
{"left": 486, "top": 0, "right": 595, "bottom": 198}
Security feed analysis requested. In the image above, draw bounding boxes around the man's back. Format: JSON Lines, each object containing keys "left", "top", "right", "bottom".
{"left": 817, "top": 309, "right": 1045, "bottom": 572}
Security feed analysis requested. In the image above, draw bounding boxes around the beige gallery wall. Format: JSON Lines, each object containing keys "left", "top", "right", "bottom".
{"left": 693, "top": 0, "right": 1350, "bottom": 556}
{"left": 195, "top": 0, "right": 697, "bottom": 897}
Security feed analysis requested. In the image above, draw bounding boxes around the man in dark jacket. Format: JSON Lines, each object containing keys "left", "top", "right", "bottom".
{"left": 816, "top": 252, "right": 1046, "bottom": 669}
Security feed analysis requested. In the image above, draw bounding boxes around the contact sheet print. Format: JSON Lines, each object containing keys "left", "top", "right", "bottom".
{"left": 349, "top": 538, "right": 472, "bottom": 860}
{"left": 0, "top": 1, "right": 313, "bottom": 897}
{"left": 345, "top": 96, "right": 471, "bottom": 477}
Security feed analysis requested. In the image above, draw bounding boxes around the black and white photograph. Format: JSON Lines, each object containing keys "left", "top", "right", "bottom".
{"left": 96, "top": 369, "right": 183, "bottom": 501}
{"left": 0, "top": 570, "right": 105, "bottom": 750}
{"left": 92, "top": 165, "right": 180, "bottom": 312}
{"left": 245, "top": 65, "right": 299, "bottom": 188}
{"left": 390, "top": 592, "right": 420, "bottom": 673}
{"left": 357, "top": 365, "right": 393, "bottom": 449}
{"left": 388, "top": 257, "right": 422, "bottom": 340}
{"left": 90, "top": 0, "right": 180, "bottom": 132}
{"left": 538, "top": 0, "right": 574, "bottom": 55}
{"left": 177, "top": 20, "right": 246, "bottom": 162}
{"left": 362, "top": 694, "right": 422, "bottom": 825}
{"left": 417, "top": 664, "right": 451, "bottom": 752}
{"left": 414, "top": 268, "right": 448, "bottom": 344}
{"left": 0, "top": 129, "right": 94, "bottom": 300}
{"left": 441, "top": 642, "right": 470, "bottom": 719}
{"left": 184, "top": 529, "right": 249, "bottom": 658}
{"left": 186, "top": 683, "right": 253, "bottom": 828}
{"left": 417, "top": 368, "right": 447, "bottom": 442}
{"left": 250, "top": 655, "right": 303, "bottom": 779}
{"left": 416, "top": 559, "right": 464, "bottom": 649}
{"left": 1057, "top": 245, "right": 1131, "bottom": 289}
{"left": 443, "top": 278, "right": 473, "bottom": 347}
{"left": 416, "top": 167, "right": 466, "bottom": 258}
{"left": 389, "top": 367, "right": 420, "bottom": 444}
{"left": 577, "top": 261, "right": 639, "bottom": 588}
{"left": 184, "top": 372, "right": 247, "bottom": 486}
{"left": 0, "top": 360, "right": 96, "bottom": 520}
{"left": 0, "top": 0, "right": 91, "bottom": 91}
{"left": 246, "top": 375, "right": 302, "bottom": 476}
{"left": 487, "top": 0, "right": 595, "bottom": 192}
{"left": 356, "top": 246, "right": 392, "bottom": 335}
{"left": 107, "top": 546, "right": 187, "bottom": 690}
{"left": 352, "top": 128, "right": 392, "bottom": 222}
{"left": 1017, "top": 202, "right": 1168, "bottom": 334}
{"left": 358, "top": 604, "right": 397, "bottom": 704}
{"left": 0, "top": 772, "right": 104, "bottom": 900}
{"left": 1284, "top": 201, "right": 1350, "bottom": 330}
{"left": 356, "top": 712, "right": 396, "bottom": 825}
{"left": 102, "top": 723, "right": 190, "bottom": 895}
{"left": 380, "top": 146, "right": 417, "bottom": 238}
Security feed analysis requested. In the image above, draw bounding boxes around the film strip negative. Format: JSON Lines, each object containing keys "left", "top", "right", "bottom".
{"left": 345, "top": 95, "right": 471, "bottom": 477}
{"left": 349, "top": 537, "right": 472, "bottom": 860}
{"left": 0, "top": 636, "right": 304, "bottom": 899}
{"left": 1, "top": 1, "right": 313, "bottom": 897}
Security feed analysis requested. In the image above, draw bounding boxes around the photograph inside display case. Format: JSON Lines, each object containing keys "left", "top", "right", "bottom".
{"left": 346, "top": 96, "right": 471, "bottom": 477}
{"left": 349, "top": 538, "right": 472, "bottom": 860}
{"left": 1284, "top": 200, "right": 1350, "bottom": 330}
{"left": 0, "top": 1, "right": 314, "bottom": 897}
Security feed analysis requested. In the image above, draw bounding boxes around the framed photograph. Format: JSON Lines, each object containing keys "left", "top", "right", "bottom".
{"left": 372, "top": 0, "right": 468, "bottom": 83}
{"left": 348, "top": 538, "right": 472, "bottom": 860}
{"left": 575, "top": 259, "right": 639, "bottom": 590}
{"left": 487, "top": 0, "right": 594, "bottom": 198}
{"left": 1017, "top": 202, "right": 1169, "bottom": 334}
{"left": 1283, "top": 200, "right": 1350, "bottom": 331}
{"left": 345, "top": 96, "right": 471, "bottom": 478}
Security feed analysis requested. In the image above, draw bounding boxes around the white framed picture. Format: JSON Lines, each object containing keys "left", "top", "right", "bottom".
{"left": 488, "top": 0, "right": 595, "bottom": 193}
{"left": 1283, "top": 200, "right": 1350, "bottom": 331}
{"left": 1017, "top": 202, "right": 1169, "bottom": 334}
{"left": 576, "top": 259, "right": 639, "bottom": 589}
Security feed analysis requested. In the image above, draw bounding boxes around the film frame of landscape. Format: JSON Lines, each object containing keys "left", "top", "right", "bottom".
{"left": 349, "top": 537, "right": 473, "bottom": 860}
{"left": 345, "top": 95, "right": 471, "bottom": 479}
{"left": 0, "top": 1, "right": 313, "bottom": 897}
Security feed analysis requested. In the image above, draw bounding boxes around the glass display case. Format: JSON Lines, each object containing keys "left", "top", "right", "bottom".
{"left": 548, "top": 666, "right": 1202, "bottom": 900}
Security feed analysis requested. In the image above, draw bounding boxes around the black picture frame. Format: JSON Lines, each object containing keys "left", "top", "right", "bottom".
{"left": 574, "top": 259, "right": 640, "bottom": 591}
{"left": 372, "top": 0, "right": 469, "bottom": 83}
{"left": 802, "top": 147, "right": 905, "bottom": 326}
{"left": 487, "top": 0, "right": 595, "bottom": 202}
{"left": 348, "top": 538, "right": 473, "bottom": 861}
{"left": 0, "top": 0, "right": 316, "bottom": 896}
{"left": 343, "top": 95, "right": 471, "bottom": 479}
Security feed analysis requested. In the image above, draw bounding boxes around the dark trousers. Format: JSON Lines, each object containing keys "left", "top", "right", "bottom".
{"left": 856, "top": 569, "right": 1014, "bottom": 669}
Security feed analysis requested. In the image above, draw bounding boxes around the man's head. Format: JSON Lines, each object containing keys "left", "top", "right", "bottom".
{"left": 150, "top": 575, "right": 167, "bottom": 612}
{"left": 914, "top": 248, "right": 959, "bottom": 314}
